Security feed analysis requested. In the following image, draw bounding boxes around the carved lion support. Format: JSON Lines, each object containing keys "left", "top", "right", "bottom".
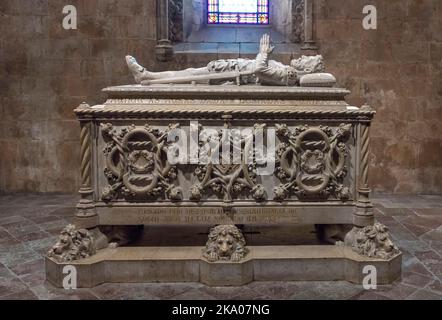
{"left": 344, "top": 223, "right": 401, "bottom": 260}
{"left": 47, "top": 224, "right": 108, "bottom": 262}
{"left": 203, "top": 225, "right": 249, "bottom": 262}
{"left": 47, "top": 224, "right": 146, "bottom": 262}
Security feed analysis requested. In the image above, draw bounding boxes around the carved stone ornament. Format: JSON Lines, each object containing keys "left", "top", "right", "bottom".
{"left": 190, "top": 123, "right": 266, "bottom": 202}
{"left": 101, "top": 123, "right": 182, "bottom": 202}
{"left": 203, "top": 225, "right": 249, "bottom": 262}
{"left": 274, "top": 123, "right": 352, "bottom": 201}
{"left": 350, "top": 223, "right": 401, "bottom": 260}
{"left": 292, "top": 0, "right": 305, "bottom": 43}
{"left": 47, "top": 224, "right": 96, "bottom": 263}
{"left": 168, "top": 0, "right": 183, "bottom": 43}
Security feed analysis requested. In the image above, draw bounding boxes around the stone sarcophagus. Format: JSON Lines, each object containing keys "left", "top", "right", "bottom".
{"left": 73, "top": 85, "right": 376, "bottom": 228}
{"left": 45, "top": 85, "right": 402, "bottom": 287}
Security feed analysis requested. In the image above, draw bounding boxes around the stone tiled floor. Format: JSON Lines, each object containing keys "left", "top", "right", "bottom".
{"left": 0, "top": 194, "right": 441, "bottom": 300}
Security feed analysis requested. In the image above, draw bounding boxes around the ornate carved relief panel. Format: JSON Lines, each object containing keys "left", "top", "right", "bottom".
{"left": 189, "top": 123, "right": 267, "bottom": 202}
{"left": 274, "top": 123, "right": 352, "bottom": 201}
{"left": 97, "top": 121, "right": 353, "bottom": 204}
{"left": 100, "top": 123, "right": 182, "bottom": 202}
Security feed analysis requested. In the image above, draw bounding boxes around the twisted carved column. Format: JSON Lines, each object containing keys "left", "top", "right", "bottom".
{"left": 360, "top": 124, "right": 370, "bottom": 189}
{"left": 354, "top": 105, "right": 374, "bottom": 227}
{"left": 80, "top": 124, "right": 92, "bottom": 189}
{"left": 76, "top": 103, "right": 96, "bottom": 223}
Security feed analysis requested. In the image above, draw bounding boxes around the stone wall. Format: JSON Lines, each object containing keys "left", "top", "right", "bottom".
{"left": 315, "top": 0, "right": 441, "bottom": 193}
{"left": 0, "top": 0, "right": 440, "bottom": 193}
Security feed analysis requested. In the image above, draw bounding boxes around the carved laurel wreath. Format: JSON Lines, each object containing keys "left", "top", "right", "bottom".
{"left": 274, "top": 123, "right": 352, "bottom": 201}
{"left": 101, "top": 123, "right": 182, "bottom": 202}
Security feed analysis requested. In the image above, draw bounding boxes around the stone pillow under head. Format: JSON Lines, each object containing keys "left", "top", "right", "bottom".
{"left": 300, "top": 73, "right": 336, "bottom": 87}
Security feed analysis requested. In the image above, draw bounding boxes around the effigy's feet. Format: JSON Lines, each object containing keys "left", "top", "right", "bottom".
{"left": 125, "top": 55, "right": 150, "bottom": 83}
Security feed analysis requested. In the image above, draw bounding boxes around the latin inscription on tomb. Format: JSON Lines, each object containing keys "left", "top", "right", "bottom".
{"left": 97, "top": 207, "right": 299, "bottom": 225}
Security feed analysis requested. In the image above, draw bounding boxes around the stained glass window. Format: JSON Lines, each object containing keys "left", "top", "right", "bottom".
{"left": 207, "top": 0, "right": 270, "bottom": 25}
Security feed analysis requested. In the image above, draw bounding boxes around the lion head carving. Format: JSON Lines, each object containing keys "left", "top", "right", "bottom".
{"left": 352, "top": 223, "right": 400, "bottom": 259}
{"left": 47, "top": 224, "right": 96, "bottom": 262}
{"left": 203, "top": 225, "right": 249, "bottom": 262}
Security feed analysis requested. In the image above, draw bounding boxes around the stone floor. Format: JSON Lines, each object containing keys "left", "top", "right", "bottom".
{"left": 0, "top": 194, "right": 441, "bottom": 300}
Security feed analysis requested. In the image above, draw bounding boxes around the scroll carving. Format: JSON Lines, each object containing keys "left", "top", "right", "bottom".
{"left": 101, "top": 123, "right": 182, "bottom": 202}
{"left": 274, "top": 123, "right": 352, "bottom": 201}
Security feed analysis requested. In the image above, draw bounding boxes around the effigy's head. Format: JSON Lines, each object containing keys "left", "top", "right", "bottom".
{"left": 290, "top": 55, "right": 325, "bottom": 74}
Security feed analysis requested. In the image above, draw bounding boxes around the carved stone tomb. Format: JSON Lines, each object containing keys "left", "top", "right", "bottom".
{"left": 44, "top": 84, "right": 402, "bottom": 287}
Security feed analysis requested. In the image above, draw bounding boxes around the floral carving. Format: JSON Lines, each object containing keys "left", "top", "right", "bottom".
{"left": 274, "top": 123, "right": 352, "bottom": 201}
{"left": 251, "top": 184, "right": 266, "bottom": 201}
{"left": 101, "top": 123, "right": 182, "bottom": 202}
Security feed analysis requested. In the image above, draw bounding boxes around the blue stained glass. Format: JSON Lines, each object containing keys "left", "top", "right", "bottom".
{"left": 207, "top": 0, "right": 270, "bottom": 25}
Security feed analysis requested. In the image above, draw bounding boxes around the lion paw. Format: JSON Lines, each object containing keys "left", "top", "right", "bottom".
{"left": 231, "top": 252, "right": 241, "bottom": 262}
{"left": 208, "top": 252, "right": 219, "bottom": 262}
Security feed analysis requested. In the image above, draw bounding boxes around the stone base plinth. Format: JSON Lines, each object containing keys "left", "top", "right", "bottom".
{"left": 45, "top": 245, "right": 401, "bottom": 287}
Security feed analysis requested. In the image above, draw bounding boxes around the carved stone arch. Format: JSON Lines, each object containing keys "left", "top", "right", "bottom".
{"left": 155, "top": 0, "right": 317, "bottom": 60}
